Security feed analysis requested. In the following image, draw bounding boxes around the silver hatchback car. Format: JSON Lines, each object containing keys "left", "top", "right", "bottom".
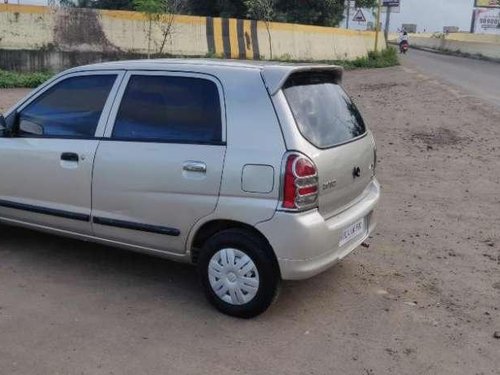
{"left": 0, "top": 60, "right": 380, "bottom": 318}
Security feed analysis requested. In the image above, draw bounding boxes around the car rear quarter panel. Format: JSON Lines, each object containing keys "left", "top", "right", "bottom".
{"left": 186, "top": 68, "right": 286, "bottom": 249}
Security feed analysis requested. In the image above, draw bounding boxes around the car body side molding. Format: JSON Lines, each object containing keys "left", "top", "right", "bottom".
{"left": 0, "top": 199, "right": 90, "bottom": 222}
{"left": 92, "top": 217, "right": 181, "bottom": 237}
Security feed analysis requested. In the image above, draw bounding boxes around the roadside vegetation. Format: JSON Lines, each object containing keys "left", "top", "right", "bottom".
{"left": 0, "top": 70, "right": 53, "bottom": 89}
{"left": 0, "top": 49, "right": 398, "bottom": 89}
{"left": 270, "top": 47, "right": 399, "bottom": 70}
{"left": 339, "top": 47, "right": 400, "bottom": 70}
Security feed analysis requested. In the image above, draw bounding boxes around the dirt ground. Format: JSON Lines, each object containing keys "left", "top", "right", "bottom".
{"left": 0, "top": 64, "right": 499, "bottom": 375}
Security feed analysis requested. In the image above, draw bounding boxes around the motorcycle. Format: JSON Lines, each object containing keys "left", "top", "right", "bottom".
{"left": 400, "top": 40, "right": 409, "bottom": 54}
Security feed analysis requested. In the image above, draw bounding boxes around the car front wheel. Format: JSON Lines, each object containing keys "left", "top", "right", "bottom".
{"left": 198, "top": 228, "right": 280, "bottom": 318}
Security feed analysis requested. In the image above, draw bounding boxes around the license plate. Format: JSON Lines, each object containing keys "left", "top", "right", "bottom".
{"left": 339, "top": 218, "right": 366, "bottom": 246}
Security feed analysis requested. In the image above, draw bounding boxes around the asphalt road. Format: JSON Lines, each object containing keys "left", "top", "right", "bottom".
{"left": 401, "top": 48, "right": 500, "bottom": 109}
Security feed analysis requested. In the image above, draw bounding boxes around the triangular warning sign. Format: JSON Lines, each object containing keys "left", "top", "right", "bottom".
{"left": 353, "top": 8, "right": 366, "bottom": 22}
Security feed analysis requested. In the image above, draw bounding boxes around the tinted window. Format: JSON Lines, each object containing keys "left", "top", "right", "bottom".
{"left": 112, "top": 75, "right": 222, "bottom": 143}
{"left": 19, "top": 75, "right": 116, "bottom": 138}
{"left": 283, "top": 73, "right": 366, "bottom": 149}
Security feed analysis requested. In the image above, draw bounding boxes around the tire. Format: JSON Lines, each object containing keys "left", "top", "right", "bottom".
{"left": 197, "top": 228, "right": 280, "bottom": 318}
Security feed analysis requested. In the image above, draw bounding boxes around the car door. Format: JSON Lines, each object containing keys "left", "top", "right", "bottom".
{"left": 0, "top": 71, "right": 123, "bottom": 234}
{"left": 91, "top": 71, "right": 226, "bottom": 254}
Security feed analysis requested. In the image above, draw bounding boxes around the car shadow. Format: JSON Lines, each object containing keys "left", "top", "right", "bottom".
{"left": 0, "top": 224, "right": 351, "bottom": 320}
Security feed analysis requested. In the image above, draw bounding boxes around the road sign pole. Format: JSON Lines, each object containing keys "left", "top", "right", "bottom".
{"left": 374, "top": 0, "right": 382, "bottom": 52}
{"left": 384, "top": 5, "right": 391, "bottom": 43}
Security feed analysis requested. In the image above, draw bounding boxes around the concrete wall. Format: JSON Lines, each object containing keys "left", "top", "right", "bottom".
{"left": 0, "top": 4, "right": 384, "bottom": 72}
{"left": 390, "top": 32, "right": 500, "bottom": 61}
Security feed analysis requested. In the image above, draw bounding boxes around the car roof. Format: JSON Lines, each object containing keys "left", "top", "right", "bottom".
{"left": 66, "top": 59, "right": 344, "bottom": 96}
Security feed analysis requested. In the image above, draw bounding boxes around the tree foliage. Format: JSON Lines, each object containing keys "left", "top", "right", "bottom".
{"left": 58, "top": 0, "right": 134, "bottom": 9}
{"left": 246, "top": 0, "right": 275, "bottom": 57}
{"left": 133, "top": 0, "right": 186, "bottom": 56}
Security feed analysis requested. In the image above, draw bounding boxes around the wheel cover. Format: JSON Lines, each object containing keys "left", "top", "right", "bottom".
{"left": 208, "top": 248, "right": 260, "bottom": 305}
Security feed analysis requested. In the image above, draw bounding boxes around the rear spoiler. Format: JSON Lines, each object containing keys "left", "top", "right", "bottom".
{"left": 260, "top": 65, "right": 344, "bottom": 96}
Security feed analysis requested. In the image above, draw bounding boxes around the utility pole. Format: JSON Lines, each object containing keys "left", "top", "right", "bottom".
{"left": 346, "top": 0, "right": 350, "bottom": 29}
{"left": 374, "top": 0, "right": 382, "bottom": 51}
{"left": 384, "top": 5, "right": 391, "bottom": 43}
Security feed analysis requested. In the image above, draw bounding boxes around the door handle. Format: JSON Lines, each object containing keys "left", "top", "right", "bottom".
{"left": 183, "top": 161, "right": 207, "bottom": 173}
{"left": 61, "top": 152, "right": 79, "bottom": 162}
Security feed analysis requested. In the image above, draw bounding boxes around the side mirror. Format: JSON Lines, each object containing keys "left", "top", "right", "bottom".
{"left": 19, "top": 119, "right": 43, "bottom": 136}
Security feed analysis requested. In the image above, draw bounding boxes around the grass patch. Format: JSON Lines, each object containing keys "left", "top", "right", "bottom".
{"left": 0, "top": 70, "right": 53, "bottom": 89}
{"left": 337, "top": 47, "right": 400, "bottom": 70}
{"left": 271, "top": 47, "right": 399, "bottom": 70}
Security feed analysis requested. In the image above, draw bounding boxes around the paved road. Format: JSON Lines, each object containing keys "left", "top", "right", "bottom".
{"left": 401, "top": 48, "right": 500, "bottom": 108}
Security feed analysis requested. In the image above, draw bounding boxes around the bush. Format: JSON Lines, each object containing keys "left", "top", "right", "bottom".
{"left": 0, "top": 70, "right": 53, "bottom": 89}
{"left": 338, "top": 47, "right": 400, "bottom": 70}
{"left": 269, "top": 47, "right": 399, "bottom": 70}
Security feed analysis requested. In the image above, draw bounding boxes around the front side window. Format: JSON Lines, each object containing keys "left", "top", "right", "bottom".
{"left": 19, "top": 75, "right": 117, "bottom": 138}
{"left": 283, "top": 72, "right": 366, "bottom": 149}
{"left": 112, "top": 75, "right": 222, "bottom": 144}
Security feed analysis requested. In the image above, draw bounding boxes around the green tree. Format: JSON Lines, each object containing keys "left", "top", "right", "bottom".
{"left": 134, "top": 0, "right": 186, "bottom": 57}
{"left": 185, "top": 0, "right": 217, "bottom": 16}
{"left": 134, "top": 0, "right": 162, "bottom": 58}
{"left": 157, "top": 0, "right": 186, "bottom": 55}
{"left": 217, "top": 0, "right": 247, "bottom": 18}
{"left": 58, "top": 0, "right": 135, "bottom": 9}
{"left": 273, "top": 0, "right": 342, "bottom": 27}
{"left": 356, "top": 0, "right": 378, "bottom": 8}
{"left": 245, "top": 0, "right": 275, "bottom": 58}
{"left": 92, "top": 0, "right": 135, "bottom": 10}
{"left": 58, "top": 0, "right": 92, "bottom": 7}
{"left": 272, "top": 0, "right": 378, "bottom": 27}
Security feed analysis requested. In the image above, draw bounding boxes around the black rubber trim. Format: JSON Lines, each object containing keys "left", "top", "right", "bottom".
{"left": 0, "top": 199, "right": 90, "bottom": 221}
{"left": 14, "top": 135, "right": 226, "bottom": 146}
{"left": 93, "top": 217, "right": 180, "bottom": 237}
{"left": 107, "top": 137, "right": 226, "bottom": 146}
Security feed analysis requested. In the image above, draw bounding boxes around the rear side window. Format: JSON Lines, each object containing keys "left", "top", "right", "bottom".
{"left": 283, "top": 72, "right": 366, "bottom": 149}
{"left": 19, "top": 75, "right": 117, "bottom": 138}
{"left": 112, "top": 75, "right": 222, "bottom": 144}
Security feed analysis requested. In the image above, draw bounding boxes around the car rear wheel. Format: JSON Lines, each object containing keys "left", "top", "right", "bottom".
{"left": 198, "top": 228, "right": 280, "bottom": 318}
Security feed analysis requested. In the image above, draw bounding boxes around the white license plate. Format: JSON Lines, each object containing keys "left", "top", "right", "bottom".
{"left": 339, "top": 218, "right": 366, "bottom": 246}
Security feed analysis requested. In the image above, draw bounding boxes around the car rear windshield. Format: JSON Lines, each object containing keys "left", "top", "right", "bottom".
{"left": 283, "top": 72, "right": 366, "bottom": 149}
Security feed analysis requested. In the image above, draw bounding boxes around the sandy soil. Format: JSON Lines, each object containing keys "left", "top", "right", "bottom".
{"left": 0, "top": 65, "right": 499, "bottom": 375}
{"left": 0, "top": 88, "right": 28, "bottom": 113}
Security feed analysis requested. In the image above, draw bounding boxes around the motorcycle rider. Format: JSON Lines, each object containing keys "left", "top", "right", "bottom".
{"left": 399, "top": 30, "right": 409, "bottom": 53}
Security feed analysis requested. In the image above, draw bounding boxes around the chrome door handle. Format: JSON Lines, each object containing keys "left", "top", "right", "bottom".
{"left": 183, "top": 161, "right": 207, "bottom": 173}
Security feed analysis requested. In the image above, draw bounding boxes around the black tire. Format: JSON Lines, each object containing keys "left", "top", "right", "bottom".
{"left": 197, "top": 228, "right": 280, "bottom": 318}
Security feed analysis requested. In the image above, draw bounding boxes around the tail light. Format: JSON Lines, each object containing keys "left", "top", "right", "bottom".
{"left": 282, "top": 153, "right": 319, "bottom": 211}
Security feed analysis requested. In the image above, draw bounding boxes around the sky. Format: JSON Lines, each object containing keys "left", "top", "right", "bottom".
{"left": 15, "top": 0, "right": 477, "bottom": 33}
{"left": 348, "top": 0, "right": 476, "bottom": 32}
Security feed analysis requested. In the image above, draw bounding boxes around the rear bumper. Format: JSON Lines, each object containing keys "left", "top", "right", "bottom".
{"left": 256, "top": 178, "right": 380, "bottom": 280}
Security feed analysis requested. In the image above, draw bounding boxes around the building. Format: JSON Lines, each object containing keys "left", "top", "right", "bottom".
{"left": 443, "top": 26, "right": 460, "bottom": 33}
{"left": 402, "top": 24, "right": 417, "bottom": 33}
